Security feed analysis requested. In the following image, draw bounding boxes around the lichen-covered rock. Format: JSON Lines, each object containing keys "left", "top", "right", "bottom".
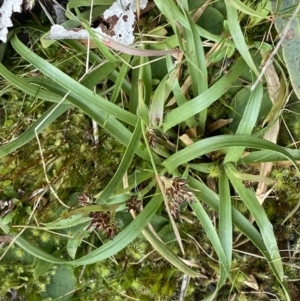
{"left": 0, "top": 0, "right": 23, "bottom": 42}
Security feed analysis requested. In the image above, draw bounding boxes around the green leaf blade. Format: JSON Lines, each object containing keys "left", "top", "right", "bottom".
{"left": 225, "top": 163, "right": 284, "bottom": 281}
{"left": 163, "top": 59, "right": 246, "bottom": 131}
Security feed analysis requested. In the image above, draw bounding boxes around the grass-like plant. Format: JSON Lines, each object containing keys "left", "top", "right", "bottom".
{"left": 1, "top": 0, "right": 300, "bottom": 300}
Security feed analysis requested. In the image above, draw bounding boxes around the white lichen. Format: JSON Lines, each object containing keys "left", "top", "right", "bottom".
{"left": 0, "top": 0, "right": 23, "bottom": 43}
{"left": 48, "top": 0, "right": 148, "bottom": 46}
{"left": 48, "top": 25, "right": 102, "bottom": 40}
{"left": 100, "top": 0, "right": 148, "bottom": 45}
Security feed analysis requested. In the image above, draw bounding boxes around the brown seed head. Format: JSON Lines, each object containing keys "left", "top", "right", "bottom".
{"left": 78, "top": 193, "right": 93, "bottom": 206}
{"left": 126, "top": 195, "right": 141, "bottom": 211}
{"left": 146, "top": 128, "right": 157, "bottom": 148}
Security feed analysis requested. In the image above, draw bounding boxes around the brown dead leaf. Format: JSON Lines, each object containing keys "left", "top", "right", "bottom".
{"left": 185, "top": 127, "right": 198, "bottom": 138}
{"left": 207, "top": 118, "right": 233, "bottom": 133}
{"left": 243, "top": 274, "right": 259, "bottom": 291}
{"left": 179, "top": 134, "right": 194, "bottom": 146}
{"left": 256, "top": 52, "right": 286, "bottom": 203}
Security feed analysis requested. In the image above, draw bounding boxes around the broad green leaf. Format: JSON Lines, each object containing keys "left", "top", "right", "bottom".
{"left": 2, "top": 212, "right": 14, "bottom": 225}
{"left": 41, "top": 265, "right": 76, "bottom": 301}
{"left": 227, "top": 172, "right": 276, "bottom": 184}
{"left": 140, "top": 55, "right": 152, "bottom": 106}
{"left": 270, "top": 0, "right": 300, "bottom": 99}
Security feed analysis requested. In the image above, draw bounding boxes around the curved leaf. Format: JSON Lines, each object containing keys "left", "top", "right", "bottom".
{"left": 225, "top": 163, "right": 284, "bottom": 282}
{"left": 10, "top": 35, "right": 137, "bottom": 126}
{"left": 142, "top": 226, "right": 200, "bottom": 277}
{"left": 163, "top": 135, "right": 298, "bottom": 172}
{"left": 13, "top": 194, "right": 163, "bottom": 265}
